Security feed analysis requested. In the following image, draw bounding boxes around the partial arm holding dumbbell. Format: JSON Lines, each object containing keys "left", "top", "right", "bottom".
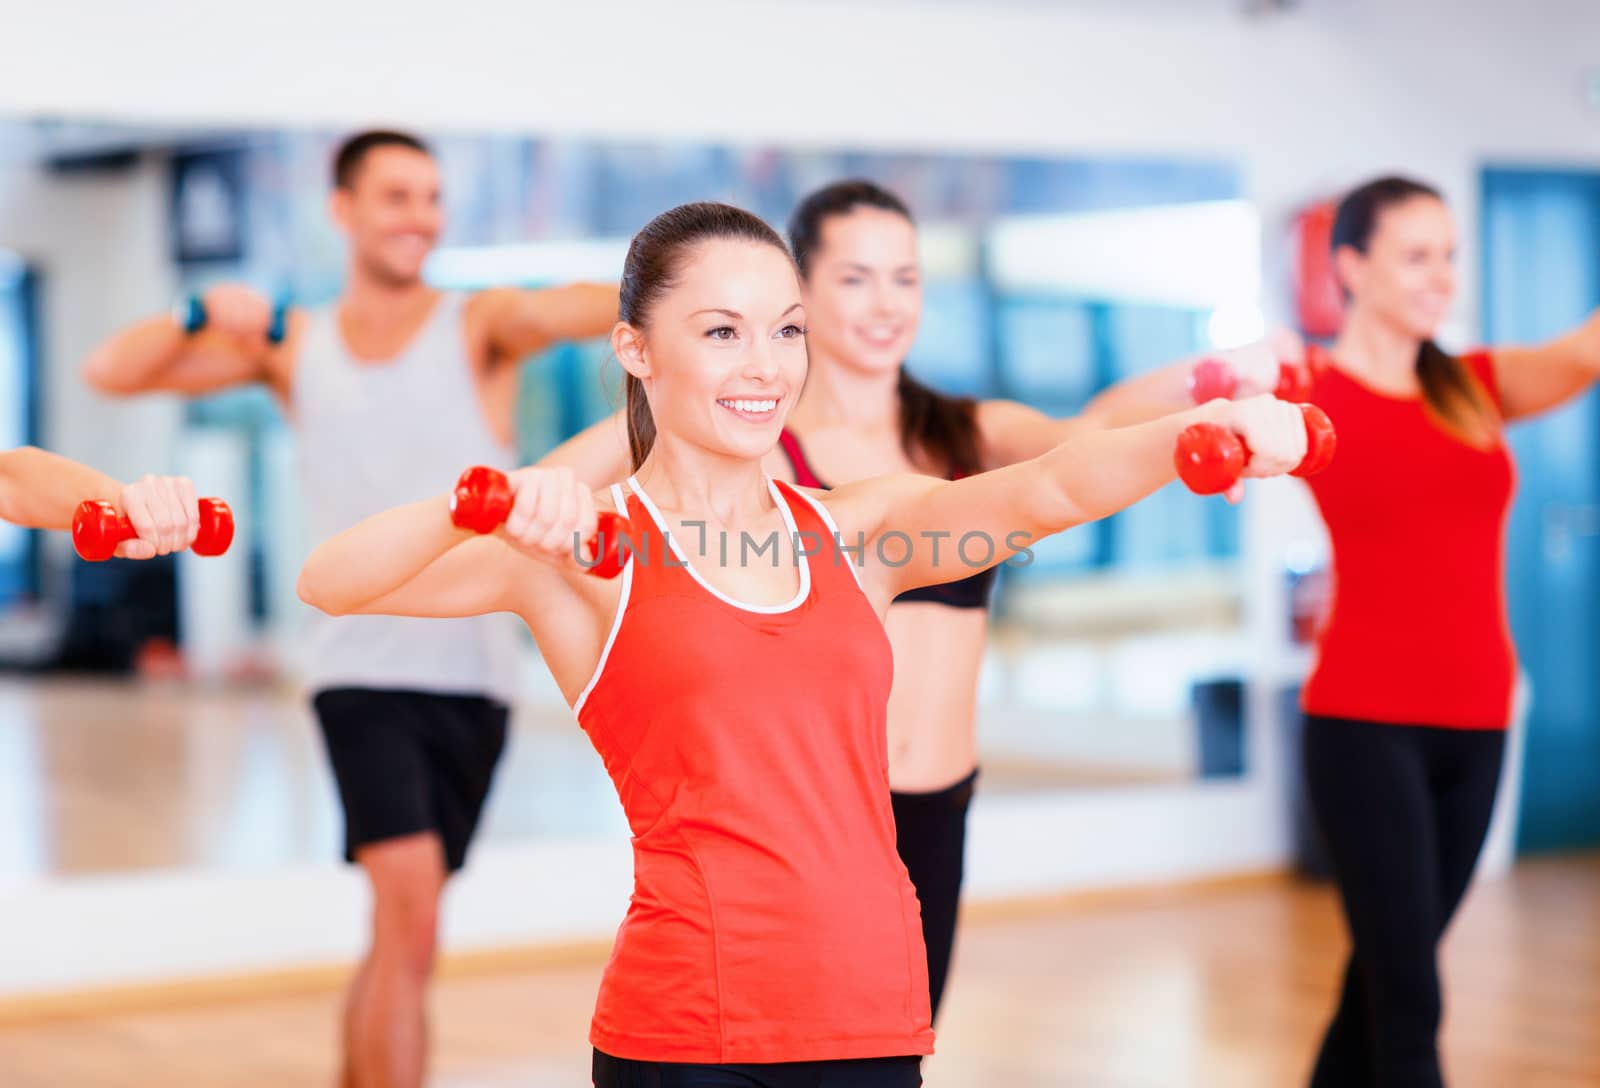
{"left": 1189, "top": 350, "right": 1330, "bottom": 405}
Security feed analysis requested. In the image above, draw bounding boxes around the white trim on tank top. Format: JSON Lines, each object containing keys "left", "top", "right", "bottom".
{"left": 571, "top": 482, "right": 635, "bottom": 718}
{"left": 624, "top": 474, "right": 811, "bottom": 615}
{"left": 784, "top": 487, "right": 868, "bottom": 596}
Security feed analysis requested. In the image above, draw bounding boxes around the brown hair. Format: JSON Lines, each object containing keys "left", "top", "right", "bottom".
{"left": 619, "top": 202, "right": 792, "bottom": 470}
{"left": 1332, "top": 175, "right": 1500, "bottom": 445}
{"left": 788, "top": 180, "right": 981, "bottom": 476}
{"left": 331, "top": 130, "right": 431, "bottom": 190}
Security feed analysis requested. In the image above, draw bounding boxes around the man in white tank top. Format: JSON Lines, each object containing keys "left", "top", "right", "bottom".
{"left": 82, "top": 130, "right": 618, "bottom": 1088}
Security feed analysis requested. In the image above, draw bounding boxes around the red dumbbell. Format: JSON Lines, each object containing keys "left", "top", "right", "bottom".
{"left": 1273, "top": 361, "right": 1315, "bottom": 403}
{"left": 1187, "top": 357, "right": 1240, "bottom": 403}
{"left": 449, "top": 466, "right": 631, "bottom": 579}
{"left": 1174, "top": 403, "right": 1337, "bottom": 496}
{"left": 1271, "top": 346, "right": 1335, "bottom": 403}
{"left": 1189, "top": 357, "right": 1321, "bottom": 405}
{"left": 72, "top": 498, "right": 235, "bottom": 562}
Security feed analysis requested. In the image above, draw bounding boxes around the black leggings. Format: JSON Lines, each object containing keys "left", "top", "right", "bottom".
{"left": 1303, "top": 715, "right": 1505, "bottom": 1088}
{"left": 891, "top": 768, "right": 978, "bottom": 1023}
{"left": 592, "top": 1051, "right": 922, "bottom": 1087}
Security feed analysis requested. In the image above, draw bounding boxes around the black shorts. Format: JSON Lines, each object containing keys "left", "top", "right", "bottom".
{"left": 313, "top": 687, "right": 509, "bottom": 873}
{"left": 592, "top": 1051, "right": 921, "bottom": 1087}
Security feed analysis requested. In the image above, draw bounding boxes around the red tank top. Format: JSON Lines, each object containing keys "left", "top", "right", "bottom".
{"left": 1302, "top": 349, "right": 1517, "bottom": 729}
{"left": 574, "top": 476, "right": 935, "bottom": 1063}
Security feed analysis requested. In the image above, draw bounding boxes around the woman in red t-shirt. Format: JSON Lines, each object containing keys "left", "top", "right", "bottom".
{"left": 298, "top": 201, "right": 1313, "bottom": 1088}
{"left": 1296, "top": 176, "right": 1600, "bottom": 1088}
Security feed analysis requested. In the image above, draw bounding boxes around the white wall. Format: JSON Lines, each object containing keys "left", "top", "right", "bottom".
{"left": 1, "top": 0, "right": 1597, "bottom": 430}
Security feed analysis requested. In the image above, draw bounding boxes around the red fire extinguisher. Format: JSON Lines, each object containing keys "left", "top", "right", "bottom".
{"left": 1294, "top": 200, "right": 1344, "bottom": 338}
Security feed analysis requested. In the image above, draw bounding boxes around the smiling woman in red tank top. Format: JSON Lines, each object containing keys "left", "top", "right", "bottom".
{"left": 297, "top": 201, "right": 1314, "bottom": 1088}
{"left": 542, "top": 180, "right": 1301, "bottom": 1022}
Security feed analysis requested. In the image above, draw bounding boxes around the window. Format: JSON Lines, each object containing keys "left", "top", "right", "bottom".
{"left": 0, "top": 254, "right": 39, "bottom": 605}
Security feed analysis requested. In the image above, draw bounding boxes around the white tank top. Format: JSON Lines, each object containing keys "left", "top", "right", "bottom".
{"left": 291, "top": 292, "right": 521, "bottom": 702}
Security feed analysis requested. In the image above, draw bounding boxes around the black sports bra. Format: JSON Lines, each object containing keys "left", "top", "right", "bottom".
{"left": 777, "top": 429, "right": 997, "bottom": 610}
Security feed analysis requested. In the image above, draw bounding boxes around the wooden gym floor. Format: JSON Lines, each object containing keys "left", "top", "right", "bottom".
{"left": 1, "top": 856, "right": 1595, "bottom": 1087}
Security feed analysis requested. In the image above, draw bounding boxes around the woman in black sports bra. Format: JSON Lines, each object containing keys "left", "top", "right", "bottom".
{"left": 777, "top": 180, "right": 1303, "bottom": 1021}
{"left": 777, "top": 429, "right": 995, "bottom": 609}
{"left": 543, "top": 180, "right": 1291, "bottom": 1022}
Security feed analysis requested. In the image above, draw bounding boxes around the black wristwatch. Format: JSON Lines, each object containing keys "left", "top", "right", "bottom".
{"left": 174, "top": 294, "right": 207, "bottom": 335}
{"left": 265, "top": 300, "right": 289, "bottom": 345}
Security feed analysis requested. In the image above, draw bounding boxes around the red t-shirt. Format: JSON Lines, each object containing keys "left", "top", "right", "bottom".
{"left": 574, "top": 477, "right": 935, "bottom": 1063}
{"left": 1301, "top": 349, "right": 1517, "bottom": 729}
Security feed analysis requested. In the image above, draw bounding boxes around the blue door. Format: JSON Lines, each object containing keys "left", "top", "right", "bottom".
{"left": 1481, "top": 167, "right": 1600, "bottom": 852}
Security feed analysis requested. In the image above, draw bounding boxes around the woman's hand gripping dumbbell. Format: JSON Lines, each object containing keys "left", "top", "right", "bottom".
{"left": 1175, "top": 399, "right": 1337, "bottom": 497}
{"left": 72, "top": 476, "right": 235, "bottom": 561}
{"left": 449, "top": 466, "right": 631, "bottom": 578}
